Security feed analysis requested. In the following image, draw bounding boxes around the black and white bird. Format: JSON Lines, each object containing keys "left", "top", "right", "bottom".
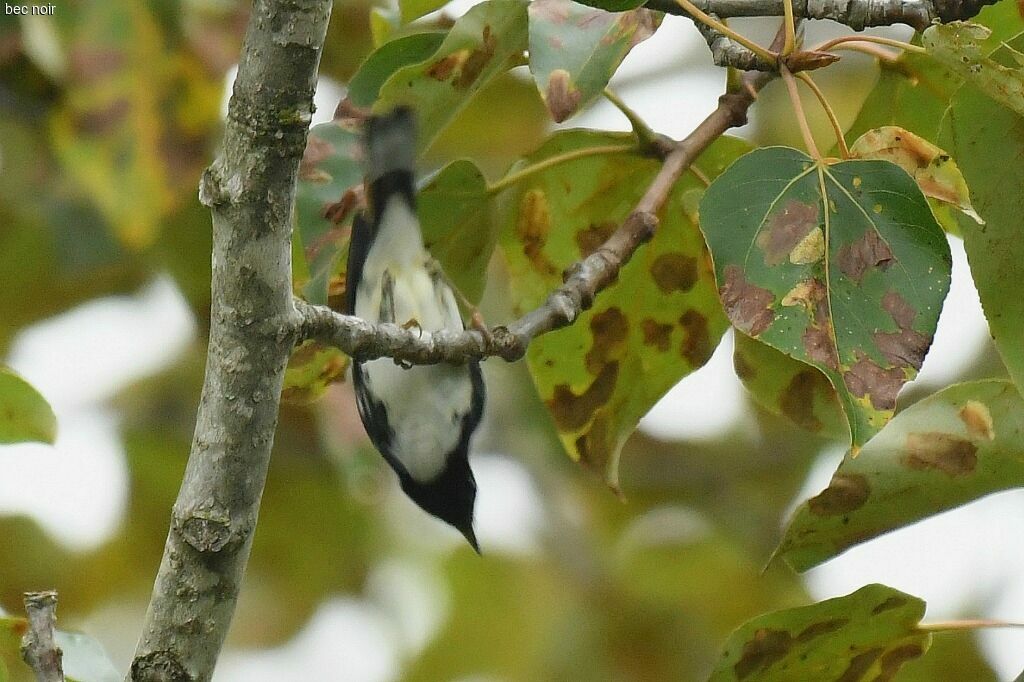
{"left": 346, "top": 107, "right": 485, "bottom": 552}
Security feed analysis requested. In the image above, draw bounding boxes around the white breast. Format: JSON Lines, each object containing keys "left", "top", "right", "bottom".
{"left": 355, "top": 198, "right": 475, "bottom": 483}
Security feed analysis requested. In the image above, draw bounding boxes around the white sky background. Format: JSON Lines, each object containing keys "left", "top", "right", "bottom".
{"left": 2, "top": 8, "right": 1023, "bottom": 681}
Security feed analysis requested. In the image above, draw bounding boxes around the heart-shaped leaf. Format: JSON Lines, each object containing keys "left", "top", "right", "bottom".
{"left": 497, "top": 131, "right": 748, "bottom": 488}
{"left": 708, "top": 584, "right": 929, "bottom": 681}
{"left": 699, "top": 148, "right": 951, "bottom": 449}
{"left": 527, "top": 0, "right": 660, "bottom": 122}
{"left": 778, "top": 380, "right": 1024, "bottom": 571}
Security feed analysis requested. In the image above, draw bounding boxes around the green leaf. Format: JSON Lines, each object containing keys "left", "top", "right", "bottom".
{"left": 527, "top": 0, "right": 660, "bottom": 122}
{"left": 699, "top": 148, "right": 950, "bottom": 449}
{"left": 849, "top": 126, "right": 981, "bottom": 223}
{"left": 294, "top": 121, "right": 363, "bottom": 305}
{"left": 497, "top": 131, "right": 747, "bottom": 487}
{"left": 733, "top": 334, "right": 847, "bottom": 440}
{"left": 708, "top": 584, "right": 929, "bottom": 682}
{"left": 347, "top": 31, "right": 447, "bottom": 109}
{"left": 419, "top": 159, "right": 494, "bottom": 304}
{"left": 0, "top": 367, "right": 56, "bottom": 445}
{"left": 924, "top": 23, "right": 1024, "bottom": 115}
{"left": 942, "top": 35, "right": 1024, "bottom": 393}
{"left": 778, "top": 380, "right": 1024, "bottom": 571}
{"left": 400, "top": 0, "right": 452, "bottom": 23}
{"left": 375, "top": 0, "right": 529, "bottom": 154}
{"left": 845, "top": 2, "right": 1023, "bottom": 144}
{"left": 281, "top": 341, "right": 349, "bottom": 405}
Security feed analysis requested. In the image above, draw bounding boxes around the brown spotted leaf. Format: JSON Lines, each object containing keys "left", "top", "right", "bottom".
{"left": 375, "top": 0, "right": 529, "bottom": 153}
{"left": 778, "top": 380, "right": 1024, "bottom": 571}
{"left": 699, "top": 147, "right": 951, "bottom": 449}
{"left": 733, "top": 334, "right": 847, "bottom": 440}
{"left": 850, "top": 126, "right": 981, "bottom": 223}
{"left": 527, "top": 0, "right": 660, "bottom": 122}
{"left": 49, "top": 0, "right": 222, "bottom": 249}
{"left": 497, "top": 130, "right": 748, "bottom": 488}
{"left": 708, "top": 584, "right": 929, "bottom": 682}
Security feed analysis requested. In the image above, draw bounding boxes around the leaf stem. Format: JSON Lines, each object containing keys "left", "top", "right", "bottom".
{"left": 919, "top": 619, "right": 1024, "bottom": 632}
{"left": 674, "top": 0, "right": 778, "bottom": 64}
{"left": 826, "top": 42, "right": 901, "bottom": 62}
{"left": 782, "top": 0, "right": 796, "bottom": 55}
{"left": 603, "top": 88, "right": 660, "bottom": 150}
{"left": 780, "top": 63, "right": 821, "bottom": 160}
{"left": 796, "top": 71, "right": 849, "bottom": 158}
{"left": 486, "top": 144, "right": 637, "bottom": 195}
{"left": 814, "top": 34, "right": 927, "bottom": 55}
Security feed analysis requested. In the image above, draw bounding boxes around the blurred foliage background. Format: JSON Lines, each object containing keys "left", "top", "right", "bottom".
{"left": 0, "top": 0, "right": 1012, "bottom": 680}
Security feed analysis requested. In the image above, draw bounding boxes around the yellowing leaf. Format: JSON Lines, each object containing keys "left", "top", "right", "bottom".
{"left": 497, "top": 131, "right": 748, "bottom": 488}
{"left": 850, "top": 126, "right": 981, "bottom": 223}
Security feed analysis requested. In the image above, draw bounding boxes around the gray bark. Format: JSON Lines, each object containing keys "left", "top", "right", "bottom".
{"left": 127, "top": 1, "right": 331, "bottom": 680}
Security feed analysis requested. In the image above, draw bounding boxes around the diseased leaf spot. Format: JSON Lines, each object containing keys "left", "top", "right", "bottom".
{"left": 838, "top": 230, "right": 894, "bottom": 283}
{"left": 679, "top": 310, "right": 712, "bottom": 366}
{"left": 576, "top": 221, "right": 616, "bottom": 257}
{"left": 874, "top": 329, "right": 929, "bottom": 370}
{"left": 844, "top": 357, "right": 903, "bottom": 410}
{"left": 877, "top": 644, "right": 925, "bottom": 681}
{"left": 803, "top": 327, "right": 840, "bottom": 372}
{"left": 796, "top": 618, "right": 849, "bottom": 643}
{"left": 756, "top": 200, "right": 820, "bottom": 266}
{"left": 427, "top": 52, "right": 463, "bottom": 81}
{"left": 782, "top": 279, "right": 825, "bottom": 310}
{"left": 780, "top": 370, "right": 832, "bottom": 431}
{"left": 734, "top": 348, "right": 756, "bottom": 381}
{"left": 881, "top": 291, "right": 917, "bottom": 329}
{"left": 515, "top": 190, "right": 560, "bottom": 276}
{"left": 575, "top": 413, "right": 611, "bottom": 472}
{"left": 733, "top": 628, "right": 793, "bottom": 680}
{"left": 836, "top": 649, "right": 883, "bottom": 682}
{"left": 455, "top": 26, "right": 496, "bottom": 89}
{"left": 650, "top": 253, "right": 698, "bottom": 293}
{"left": 585, "top": 307, "right": 629, "bottom": 375}
{"left": 959, "top": 400, "right": 994, "bottom": 440}
{"left": 904, "top": 432, "right": 977, "bottom": 476}
{"left": 299, "top": 135, "right": 336, "bottom": 182}
{"left": 545, "top": 69, "right": 582, "bottom": 123}
{"left": 808, "top": 473, "right": 870, "bottom": 516}
{"left": 547, "top": 362, "right": 619, "bottom": 431}
{"left": 871, "top": 596, "right": 908, "bottom": 615}
{"left": 641, "top": 318, "right": 673, "bottom": 352}
{"left": 789, "top": 227, "right": 825, "bottom": 264}
{"left": 720, "top": 265, "right": 775, "bottom": 336}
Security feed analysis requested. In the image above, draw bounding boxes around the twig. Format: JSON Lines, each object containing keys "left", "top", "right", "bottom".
{"left": 297, "top": 70, "right": 778, "bottom": 364}
{"left": 645, "top": 0, "right": 993, "bottom": 31}
{"left": 21, "top": 591, "right": 64, "bottom": 682}
{"left": 127, "top": 1, "right": 332, "bottom": 681}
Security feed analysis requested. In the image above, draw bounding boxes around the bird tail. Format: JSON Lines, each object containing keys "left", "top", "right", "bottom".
{"left": 363, "top": 106, "right": 416, "bottom": 184}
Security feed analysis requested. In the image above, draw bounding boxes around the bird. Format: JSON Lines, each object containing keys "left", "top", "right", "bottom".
{"left": 346, "top": 106, "right": 485, "bottom": 552}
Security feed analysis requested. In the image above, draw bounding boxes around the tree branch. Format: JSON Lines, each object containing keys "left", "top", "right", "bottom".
{"left": 646, "top": 0, "right": 996, "bottom": 30}
{"left": 127, "top": 1, "right": 331, "bottom": 680}
{"left": 21, "top": 591, "right": 64, "bottom": 682}
{"left": 296, "top": 69, "right": 775, "bottom": 366}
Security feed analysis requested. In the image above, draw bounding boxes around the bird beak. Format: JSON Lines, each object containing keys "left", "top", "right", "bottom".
{"left": 459, "top": 523, "right": 481, "bottom": 555}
